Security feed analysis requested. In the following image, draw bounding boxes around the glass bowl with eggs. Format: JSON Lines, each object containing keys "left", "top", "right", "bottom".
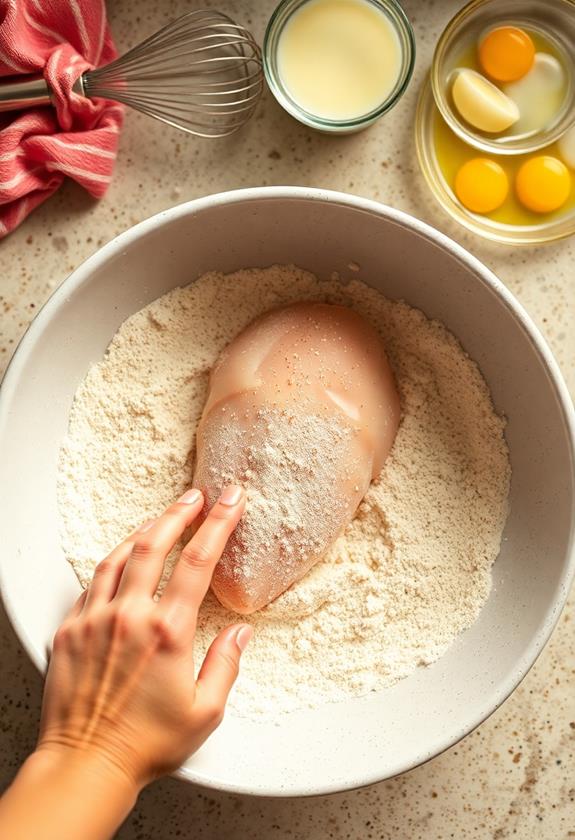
{"left": 416, "top": 0, "right": 575, "bottom": 245}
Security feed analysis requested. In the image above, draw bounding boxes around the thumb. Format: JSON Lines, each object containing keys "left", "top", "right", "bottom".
{"left": 195, "top": 623, "right": 253, "bottom": 723}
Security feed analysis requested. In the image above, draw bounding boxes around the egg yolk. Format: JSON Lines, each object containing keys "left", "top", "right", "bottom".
{"left": 478, "top": 26, "right": 535, "bottom": 82}
{"left": 515, "top": 155, "right": 571, "bottom": 213}
{"left": 455, "top": 158, "right": 509, "bottom": 213}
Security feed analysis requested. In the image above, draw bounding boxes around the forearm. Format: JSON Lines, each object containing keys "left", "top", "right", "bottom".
{"left": 0, "top": 748, "right": 139, "bottom": 840}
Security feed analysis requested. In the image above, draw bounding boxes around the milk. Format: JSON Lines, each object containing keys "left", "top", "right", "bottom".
{"left": 277, "top": 0, "right": 403, "bottom": 121}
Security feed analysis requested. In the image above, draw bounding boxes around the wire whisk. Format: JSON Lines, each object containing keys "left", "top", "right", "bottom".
{"left": 0, "top": 10, "right": 264, "bottom": 138}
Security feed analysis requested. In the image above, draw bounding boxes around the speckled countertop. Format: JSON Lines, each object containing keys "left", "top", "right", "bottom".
{"left": 0, "top": 1, "right": 574, "bottom": 837}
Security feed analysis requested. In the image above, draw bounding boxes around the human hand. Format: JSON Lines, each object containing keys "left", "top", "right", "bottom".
{"left": 36, "top": 484, "right": 251, "bottom": 791}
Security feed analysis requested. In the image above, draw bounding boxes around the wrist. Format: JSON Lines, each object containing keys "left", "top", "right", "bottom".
{"left": 2, "top": 747, "right": 141, "bottom": 840}
{"left": 24, "top": 744, "right": 142, "bottom": 801}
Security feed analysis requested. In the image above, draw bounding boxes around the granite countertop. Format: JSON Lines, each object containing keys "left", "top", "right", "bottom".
{"left": 1, "top": 1, "right": 574, "bottom": 837}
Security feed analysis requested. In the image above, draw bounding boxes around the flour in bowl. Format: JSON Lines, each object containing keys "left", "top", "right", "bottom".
{"left": 57, "top": 265, "right": 511, "bottom": 718}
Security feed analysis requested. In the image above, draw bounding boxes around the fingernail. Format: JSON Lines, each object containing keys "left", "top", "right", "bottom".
{"left": 235, "top": 625, "right": 253, "bottom": 652}
{"left": 219, "top": 485, "right": 244, "bottom": 507}
{"left": 138, "top": 518, "right": 156, "bottom": 533}
{"left": 178, "top": 488, "right": 202, "bottom": 505}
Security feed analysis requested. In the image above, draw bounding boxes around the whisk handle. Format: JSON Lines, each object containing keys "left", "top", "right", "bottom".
{"left": 0, "top": 75, "right": 52, "bottom": 111}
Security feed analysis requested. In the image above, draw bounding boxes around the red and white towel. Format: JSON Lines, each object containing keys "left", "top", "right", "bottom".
{"left": 0, "top": 0, "right": 123, "bottom": 237}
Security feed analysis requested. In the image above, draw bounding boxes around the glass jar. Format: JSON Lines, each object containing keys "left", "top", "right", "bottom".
{"left": 263, "top": 0, "right": 415, "bottom": 134}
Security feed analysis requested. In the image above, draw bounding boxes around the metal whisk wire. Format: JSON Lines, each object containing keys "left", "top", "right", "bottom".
{"left": 81, "top": 11, "right": 263, "bottom": 138}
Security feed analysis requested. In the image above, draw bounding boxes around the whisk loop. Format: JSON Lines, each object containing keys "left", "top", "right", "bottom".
{"left": 82, "top": 11, "right": 263, "bottom": 137}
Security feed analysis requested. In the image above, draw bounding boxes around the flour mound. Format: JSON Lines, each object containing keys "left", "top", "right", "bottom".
{"left": 57, "top": 265, "right": 510, "bottom": 719}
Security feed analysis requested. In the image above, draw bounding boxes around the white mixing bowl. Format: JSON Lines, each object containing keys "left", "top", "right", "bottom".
{"left": 0, "top": 188, "right": 574, "bottom": 797}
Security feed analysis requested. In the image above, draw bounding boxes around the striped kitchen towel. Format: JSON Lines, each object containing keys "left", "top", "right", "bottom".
{"left": 0, "top": 0, "right": 123, "bottom": 238}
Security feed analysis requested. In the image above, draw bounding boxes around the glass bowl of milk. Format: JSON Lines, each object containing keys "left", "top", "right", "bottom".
{"left": 264, "top": 0, "right": 415, "bottom": 133}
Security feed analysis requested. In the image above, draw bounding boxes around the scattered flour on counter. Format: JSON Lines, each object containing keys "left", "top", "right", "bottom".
{"left": 57, "top": 265, "right": 511, "bottom": 719}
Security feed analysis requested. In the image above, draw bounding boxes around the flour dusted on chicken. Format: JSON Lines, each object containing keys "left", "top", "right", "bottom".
{"left": 193, "top": 302, "right": 400, "bottom": 614}
{"left": 195, "top": 405, "right": 358, "bottom": 612}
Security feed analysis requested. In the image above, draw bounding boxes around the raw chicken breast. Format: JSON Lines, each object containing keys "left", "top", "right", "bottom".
{"left": 193, "top": 303, "right": 400, "bottom": 614}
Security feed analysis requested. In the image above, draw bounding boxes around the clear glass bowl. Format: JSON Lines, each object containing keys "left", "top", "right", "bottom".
{"left": 415, "top": 76, "right": 575, "bottom": 245}
{"left": 432, "top": 0, "right": 575, "bottom": 155}
{"left": 263, "top": 0, "right": 415, "bottom": 133}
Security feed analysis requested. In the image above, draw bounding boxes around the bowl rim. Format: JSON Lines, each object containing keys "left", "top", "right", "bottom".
{"left": 0, "top": 186, "right": 574, "bottom": 796}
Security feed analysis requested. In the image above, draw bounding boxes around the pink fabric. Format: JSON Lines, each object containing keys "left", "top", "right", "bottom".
{"left": 0, "top": 0, "right": 123, "bottom": 237}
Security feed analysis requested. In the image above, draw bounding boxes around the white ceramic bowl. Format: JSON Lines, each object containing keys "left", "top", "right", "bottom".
{"left": 1, "top": 188, "right": 574, "bottom": 797}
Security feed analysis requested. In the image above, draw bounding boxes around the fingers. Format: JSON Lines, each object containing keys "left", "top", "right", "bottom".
{"left": 196, "top": 624, "right": 253, "bottom": 724}
{"left": 116, "top": 489, "right": 204, "bottom": 600}
{"left": 83, "top": 538, "right": 136, "bottom": 611}
{"left": 161, "top": 486, "right": 245, "bottom": 631}
{"left": 65, "top": 588, "right": 88, "bottom": 620}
